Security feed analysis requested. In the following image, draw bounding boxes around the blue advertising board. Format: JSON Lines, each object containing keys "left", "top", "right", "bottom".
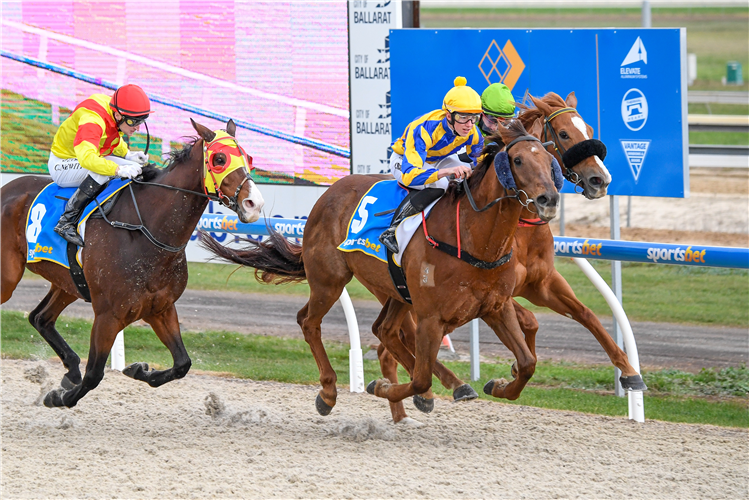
{"left": 389, "top": 29, "right": 688, "bottom": 198}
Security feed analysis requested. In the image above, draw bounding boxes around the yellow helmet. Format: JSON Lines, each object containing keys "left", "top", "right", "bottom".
{"left": 442, "top": 76, "right": 482, "bottom": 114}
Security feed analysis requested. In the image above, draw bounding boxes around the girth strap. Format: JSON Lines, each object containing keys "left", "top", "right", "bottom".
{"left": 66, "top": 242, "right": 91, "bottom": 302}
{"left": 386, "top": 250, "right": 412, "bottom": 304}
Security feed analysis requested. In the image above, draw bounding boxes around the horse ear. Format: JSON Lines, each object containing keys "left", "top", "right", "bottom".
{"left": 529, "top": 117, "right": 543, "bottom": 139}
{"left": 530, "top": 95, "right": 552, "bottom": 117}
{"left": 191, "top": 118, "right": 216, "bottom": 143}
{"left": 565, "top": 91, "right": 578, "bottom": 109}
{"left": 226, "top": 119, "right": 237, "bottom": 137}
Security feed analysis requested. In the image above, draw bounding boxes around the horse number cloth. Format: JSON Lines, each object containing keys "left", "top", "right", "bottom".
{"left": 26, "top": 178, "right": 131, "bottom": 268}
{"left": 338, "top": 180, "right": 438, "bottom": 265}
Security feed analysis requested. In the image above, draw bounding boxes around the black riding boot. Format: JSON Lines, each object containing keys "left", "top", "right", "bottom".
{"left": 379, "top": 187, "right": 445, "bottom": 254}
{"left": 54, "top": 175, "right": 106, "bottom": 247}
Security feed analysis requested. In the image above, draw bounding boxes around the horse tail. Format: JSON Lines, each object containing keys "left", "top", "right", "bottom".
{"left": 198, "top": 228, "right": 306, "bottom": 285}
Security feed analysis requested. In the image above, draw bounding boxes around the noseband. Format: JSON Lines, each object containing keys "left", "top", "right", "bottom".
{"left": 542, "top": 107, "right": 607, "bottom": 193}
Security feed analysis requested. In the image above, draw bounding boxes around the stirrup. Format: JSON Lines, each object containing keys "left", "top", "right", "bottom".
{"left": 55, "top": 224, "right": 84, "bottom": 247}
{"left": 379, "top": 230, "right": 399, "bottom": 254}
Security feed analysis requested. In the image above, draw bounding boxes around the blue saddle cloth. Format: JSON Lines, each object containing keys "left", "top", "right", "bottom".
{"left": 337, "top": 180, "right": 410, "bottom": 262}
{"left": 26, "top": 178, "right": 132, "bottom": 268}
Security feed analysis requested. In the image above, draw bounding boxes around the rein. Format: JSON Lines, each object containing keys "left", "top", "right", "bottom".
{"left": 421, "top": 138, "right": 545, "bottom": 269}
{"left": 93, "top": 182, "right": 187, "bottom": 253}
{"left": 97, "top": 132, "right": 255, "bottom": 252}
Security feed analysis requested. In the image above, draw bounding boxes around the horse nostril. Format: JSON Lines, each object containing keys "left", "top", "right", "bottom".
{"left": 590, "top": 176, "right": 603, "bottom": 187}
{"left": 536, "top": 195, "right": 548, "bottom": 207}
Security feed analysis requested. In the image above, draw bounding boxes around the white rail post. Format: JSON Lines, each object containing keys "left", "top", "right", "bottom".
{"left": 470, "top": 319, "right": 480, "bottom": 381}
{"left": 338, "top": 287, "right": 364, "bottom": 393}
{"left": 111, "top": 331, "right": 125, "bottom": 371}
{"left": 572, "top": 257, "right": 645, "bottom": 423}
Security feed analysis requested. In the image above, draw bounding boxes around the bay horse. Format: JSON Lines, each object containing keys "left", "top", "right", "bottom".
{"left": 1, "top": 118, "right": 264, "bottom": 408}
{"left": 373, "top": 92, "right": 646, "bottom": 424}
{"left": 202, "top": 118, "right": 560, "bottom": 414}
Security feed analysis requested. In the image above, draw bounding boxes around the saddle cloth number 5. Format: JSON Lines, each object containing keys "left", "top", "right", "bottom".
{"left": 26, "top": 203, "right": 47, "bottom": 244}
{"left": 350, "top": 195, "right": 377, "bottom": 234}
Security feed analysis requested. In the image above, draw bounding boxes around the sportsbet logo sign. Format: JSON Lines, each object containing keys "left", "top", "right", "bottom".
{"left": 478, "top": 39, "right": 525, "bottom": 90}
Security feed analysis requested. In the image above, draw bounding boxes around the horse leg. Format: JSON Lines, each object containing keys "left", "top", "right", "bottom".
{"left": 372, "top": 316, "right": 443, "bottom": 405}
{"left": 369, "top": 299, "right": 438, "bottom": 413}
{"left": 375, "top": 344, "right": 411, "bottom": 423}
{"left": 370, "top": 301, "right": 411, "bottom": 423}
{"left": 122, "top": 304, "right": 191, "bottom": 387}
{"left": 297, "top": 285, "right": 347, "bottom": 416}
{"left": 1, "top": 243, "right": 25, "bottom": 304}
{"left": 28, "top": 285, "right": 82, "bottom": 388}
{"left": 522, "top": 270, "right": 646, "bottom": 389}
{"left": 43, "top": 314, "right": 120, "bottom": 408}
{"left": 511, "top": 299, "right": 539, "bottom": 379}
{"left": 400, "top": 312, "right": 477, "bottom": 401}
{"left": 481, "top": 300, "right": 536, "bottom": 400}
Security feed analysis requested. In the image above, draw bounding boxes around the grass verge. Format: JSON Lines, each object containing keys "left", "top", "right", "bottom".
{"left": 2, "top": 310, "right": 746, "bottom": 428}
{"left": 182, "top": 259, "right": 749, "bottom": 328}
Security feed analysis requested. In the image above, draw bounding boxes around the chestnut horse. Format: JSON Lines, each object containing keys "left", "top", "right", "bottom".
{"left": 202, "top": 119, "right": 560, "bottom": 414}
{"left": 374, "top": 92, "right": 646, "bottom": 424}
{"left": 1, "top": 118, "right": 264, "bottom": 408}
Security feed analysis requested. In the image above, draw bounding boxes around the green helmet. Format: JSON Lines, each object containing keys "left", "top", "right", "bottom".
{"left": 481, "top": 83, "right": 516, "bottom": 118}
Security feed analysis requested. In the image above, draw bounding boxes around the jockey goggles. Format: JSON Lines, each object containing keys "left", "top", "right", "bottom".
{"left": 122, "top": 114, "right": 149, "bottom": 127}
{"left": 453, "top": 112, "right": 480, "bottom": 125}
{"left": 203, "top": 130, "right": 254, "bottom": 194}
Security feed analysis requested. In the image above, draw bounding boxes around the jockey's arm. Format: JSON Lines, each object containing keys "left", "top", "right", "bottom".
{"left": 466, "top": 128, "right": 485, "bottom": 166}
{"left": 73, "top": 118, "right": 122, "bottom": 177}
{"left": 399, "top": 125, "right": 439, "bottom": 188}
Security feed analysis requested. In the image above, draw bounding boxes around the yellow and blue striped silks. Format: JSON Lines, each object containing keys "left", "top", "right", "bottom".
{"left": 391, "top": 109, "right": 483, "bottom": 188}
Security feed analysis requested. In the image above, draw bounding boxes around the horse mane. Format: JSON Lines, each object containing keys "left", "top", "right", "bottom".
{"left": 517, "top": 92, "right": 568, "bottom": 127}
{"left": 444, "top": 119, "right": 531, "bottom": 202}
{"left": 134, "top": 136, "right": 200, "bottom": 182}
{"left": 165, "top": 136, "right": 201, "bottom": 170}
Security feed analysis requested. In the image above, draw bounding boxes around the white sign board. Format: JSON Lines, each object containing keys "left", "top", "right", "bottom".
{"left": 348, "top": 0, "right": 401, "bottom": 175}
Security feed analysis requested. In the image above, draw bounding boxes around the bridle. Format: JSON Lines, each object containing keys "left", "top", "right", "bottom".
{"left": 201, "top": 132, "right": 255, "bottom": 213}
{"left": 462, "top": 136, "right": 554, "bottom": 214}
{"left": 541, "top": 107, "right": 584, "bottom": 191}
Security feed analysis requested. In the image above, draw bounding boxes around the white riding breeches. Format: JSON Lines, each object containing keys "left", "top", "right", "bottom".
{"left": 48, "top": 152, "right": 140, "bottom": 188}
{"left": 389, "top": 150, "right": 467, "bottom": 191}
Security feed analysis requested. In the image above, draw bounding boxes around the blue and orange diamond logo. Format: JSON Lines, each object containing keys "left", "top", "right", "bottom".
{"left": 479, "top": 40, "right": 525, "bottom": 90}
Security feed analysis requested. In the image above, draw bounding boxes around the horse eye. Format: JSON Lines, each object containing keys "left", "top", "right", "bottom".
{"left": 215, "top": 154, "right": 226, "bottom": 165}
{"left": 513, "top": 156, "right": 522, "bottom": 166}
{"left": 560, "top": 131, "right": 569, "bottom": 140}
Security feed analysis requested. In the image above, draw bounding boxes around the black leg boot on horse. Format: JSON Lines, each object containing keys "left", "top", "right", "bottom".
{"left": 53, "top": 175, "right": 107, "bottom": 247}
{"left": 379, "top": 187, "right": 445, "bottom": 254}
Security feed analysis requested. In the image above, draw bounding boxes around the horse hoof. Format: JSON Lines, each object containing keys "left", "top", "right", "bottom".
{"left": 620, "top": 374, "right": 648, "bottom": 391}
{"left": 315, "top": 393, "right": 333, "bottom": 416}
{"left": 366, "top": 380, "right": 377, "bottom": 395}
{"left": 412, "top": 394, "right": 434, "bottom": 414}
{"left": 60, "top": 375, "right": 76, "bottom": 390}
{"left": 396, "top": 417, "right": 424, "bottom": 428}
{"left": 43, "top": 388, "right": 66, "bottom": 408}
{"left": 122, "top": 362, "right": 149, "bottom": 380}
{"left": 453, "top": 384, "right": 479, "bottom": 402}
{"left": 483, "top": 380, "right": 495, "bottom": 395}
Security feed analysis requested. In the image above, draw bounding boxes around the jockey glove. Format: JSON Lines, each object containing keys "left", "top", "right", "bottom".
{"left": 116, "top": 162, "right": 143, "bottom": 179}
{"left": 125, "top": 150, "right": 149, "bottom": 165}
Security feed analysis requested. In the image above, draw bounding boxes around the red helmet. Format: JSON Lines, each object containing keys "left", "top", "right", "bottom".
{"left": 110, "top": 84, "right": 153, "bottom": 117}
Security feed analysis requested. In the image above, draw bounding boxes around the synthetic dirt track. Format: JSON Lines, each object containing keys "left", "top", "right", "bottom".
{"left": 2, "top": 168, "right": 748, "bottom": 499}
{"left": 2, "top": 358, "right": 747, "bottom": 499}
